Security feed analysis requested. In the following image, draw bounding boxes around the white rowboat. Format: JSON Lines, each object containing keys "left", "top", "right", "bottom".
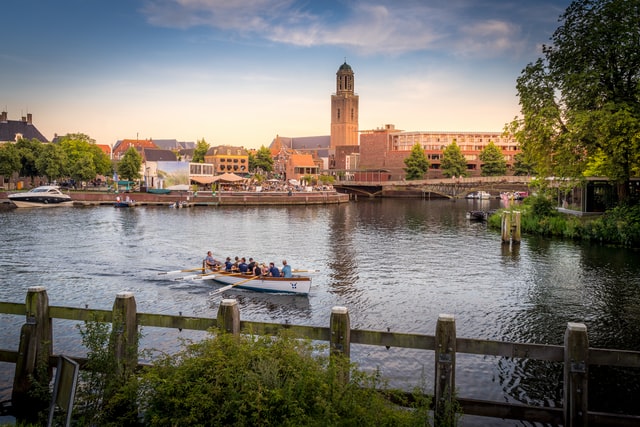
{"left": 200, "top": 271, "right": 311, "bottom": 295}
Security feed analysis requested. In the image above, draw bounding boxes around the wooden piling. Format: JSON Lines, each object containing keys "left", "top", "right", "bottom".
{"left": 501, "top": 211, "right": 512, "bottom": 243}
{"left": 12, "top": 286, "right": 52, "bottom": 416}
{"left": 563, "top": 322, "right": 589, "bottom": 427}
{"left": 330, "top": 306, "right": 351, "bottom": 383}
{"left": 110, "top": 291, "right": 138, "bottom": 377}
{"left": 501, "top": 211, "right": 522, "bottom": 244}
{"left": 435, "top": 313, "right": 456, "bottom": 423}
{"left": 512, "top": 211, "right": 521, "bottom": 243}
{"left": 217, "top": 299, "right": 240, "bottom": 335}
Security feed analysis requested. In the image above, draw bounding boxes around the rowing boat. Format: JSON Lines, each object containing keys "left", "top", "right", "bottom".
{"left": 200, "top": 271, "right": 311, "bottom": 295}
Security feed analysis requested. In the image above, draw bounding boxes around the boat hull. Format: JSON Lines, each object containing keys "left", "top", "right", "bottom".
{"left": 8, "top": 186, "right": 73, "bottom": 208}
{"left": 202, "top": 272, "right": 311, "bottom": 295}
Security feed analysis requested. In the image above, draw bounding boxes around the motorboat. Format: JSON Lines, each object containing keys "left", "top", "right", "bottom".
{"left": 8, "top": 185, "right": 73, "bottom": 208}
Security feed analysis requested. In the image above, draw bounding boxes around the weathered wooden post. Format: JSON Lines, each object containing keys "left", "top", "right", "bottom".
{"left": 501, "top": 211, "right": 512, "bottom": 243}
{"left": 330, "top": 306, "right": 351, "bottom": 383}
{"left": 435, "top": 313, "right": 456, "bottom": 423}
{"left": 512, "top": 211, "right": 521, "bottom": 243}
{"left": 110, "top": 291, "right": 138, "bottom": 377}
{"left": 217, "top": 299, "right": 240, "bottom": 335}
{"left": 12, "top": 286, "right": 53, "bottom": 417}
{"left": 563, "top": 322, "right": 589, "bottom": 427}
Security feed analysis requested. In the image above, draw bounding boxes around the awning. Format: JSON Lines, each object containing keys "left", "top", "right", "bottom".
{"left": 190, "top": 176, "right": 216, "bottom": 184}
{"left": 213, "top": 172, "right": 245, "bottom": 182}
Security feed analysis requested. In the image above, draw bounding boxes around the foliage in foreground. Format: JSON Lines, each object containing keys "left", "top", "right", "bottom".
{"left": 137, "top": 330, "right": 434, "bottom": 426}
{"left": 488, "top": 193, "right": 640, "bottom": 248}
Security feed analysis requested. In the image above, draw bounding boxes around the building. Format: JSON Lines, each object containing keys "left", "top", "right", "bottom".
{"left": 330, "top": 62, "right": 359, "bottom": 149}
{"left": 0, "top": 112, "right": 48, "bottom": 143}
{"left": 359, "top": 124, "right": 520, "bottom": 180}
{"left": 204, "top": 145, "right": 249, "bottom": 175}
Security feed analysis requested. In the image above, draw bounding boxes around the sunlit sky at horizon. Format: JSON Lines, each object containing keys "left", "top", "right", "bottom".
{"left": 2, "top": 0, "right": 571, "bottom": 148}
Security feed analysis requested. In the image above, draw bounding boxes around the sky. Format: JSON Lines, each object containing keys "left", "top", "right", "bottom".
{"left": 2, "top": 0, "right": 572, "bottom": 149}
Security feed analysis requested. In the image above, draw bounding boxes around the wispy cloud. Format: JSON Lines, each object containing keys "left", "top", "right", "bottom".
{"left": 140, "top": 0, "right": 537, "bottom": 57}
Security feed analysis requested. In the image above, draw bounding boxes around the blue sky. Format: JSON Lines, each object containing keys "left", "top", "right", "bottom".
{"left": 2, "top": 0, "right": 571, "bottom": 148}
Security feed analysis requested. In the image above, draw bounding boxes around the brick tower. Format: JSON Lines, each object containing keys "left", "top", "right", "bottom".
{"left": 330, "top": 61, "right": 359, "bottom": 150}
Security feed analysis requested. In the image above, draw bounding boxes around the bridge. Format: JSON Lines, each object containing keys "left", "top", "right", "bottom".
{"left": 333, "top": 176, "right": 532, "bottom": 199}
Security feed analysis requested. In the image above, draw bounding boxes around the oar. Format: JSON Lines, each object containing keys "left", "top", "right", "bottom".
{"left": 177, "top": 271, "right": 218, "bottom": 281}
{"left": 292, "top": 269, "right": 320, "bottom": 273}
{"left": 158, "top": 267, "right": 204, "bottom": 275}
{"left": 210, "top": 275, "right": 260, "bottom": 296}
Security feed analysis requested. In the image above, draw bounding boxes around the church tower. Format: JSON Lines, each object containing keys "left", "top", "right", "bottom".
{"left": 331, "top": 61, "right": 359, "bottom": 150}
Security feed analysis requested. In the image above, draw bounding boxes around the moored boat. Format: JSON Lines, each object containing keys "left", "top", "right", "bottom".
{"left": 114, "top": 197, "right": 136, "bottom": 208}
{"left": 7, "top": 185, "right": 73, "bottom": 208}
{"left": 200, "top": 271, "right": 311, "bottom": 295}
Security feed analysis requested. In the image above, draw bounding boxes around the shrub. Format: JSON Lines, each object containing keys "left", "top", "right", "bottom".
{"left": 138, "top": 330, "right": 434, "bottom": 426}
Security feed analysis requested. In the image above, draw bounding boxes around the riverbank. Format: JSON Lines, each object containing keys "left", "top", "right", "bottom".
{"left": 0, "top": 189, "right": 350, "bottom": 208}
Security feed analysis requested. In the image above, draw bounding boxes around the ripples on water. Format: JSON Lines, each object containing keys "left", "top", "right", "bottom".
{"left": 1, "top": 199, "right": 639, "bottom": 422}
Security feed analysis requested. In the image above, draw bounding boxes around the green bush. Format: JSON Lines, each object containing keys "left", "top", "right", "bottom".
{"left": 138, "top": 330, "right": 434, "bottom": 426}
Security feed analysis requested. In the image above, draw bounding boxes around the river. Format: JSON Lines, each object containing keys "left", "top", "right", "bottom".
{"left": 1, "top": 198, "right": 639, "bottom": 424}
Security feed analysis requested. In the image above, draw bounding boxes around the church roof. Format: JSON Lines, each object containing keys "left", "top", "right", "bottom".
{"left": 338, "top": 62, "right": 352, "bottom": 72}
{"left": 0, "top": 113, "right": 48, "bottom": 143}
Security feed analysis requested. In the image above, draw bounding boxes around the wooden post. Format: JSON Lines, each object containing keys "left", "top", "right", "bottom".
{"left": 217, "top": 299, "right": 240, "bottom": 335}
{"left": 512, "top": 211, "right": 521, "bottom": 243}
{"left": 501, "top": 211, "right": 512, "bottom": 243}
{"left": 563, "top": 322, "right": 589, "bottom": 427}
{"left": 435, "top": 313, "right": 456, "bottom": 424}
{"left": 330, "top": 306, "right": 351, "bottom": 383}
{"left": 12, "top": 286, "right": 53, "bottom": 417}
{"left": 110, "top": 292, "right": 138, "bottom": 377}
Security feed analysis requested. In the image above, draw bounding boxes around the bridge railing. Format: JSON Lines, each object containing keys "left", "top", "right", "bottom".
{"left": 2, "top": 286, "right": 640, "bottom": 426}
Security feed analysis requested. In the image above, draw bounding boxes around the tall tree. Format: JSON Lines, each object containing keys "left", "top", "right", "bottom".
{"left": 250, "top": 146, "right": 274, "bottom": 172}
{"left": 441, "top": 140, "right": 468, "bottom": 178}
{"left": 117, "top": 147, "right": 143, "bottom": 181}
{"left": 15, "top": 138, "right": 44, "bottom": 182}
{"left": 193, "top": 138, "right": 209, "bottom": 163}
{"left": 480, "top": 142, "right": 507, "bottom": 176}
{"left": 0, "top": 143, "right": 21, "bottom": 184}
{"left": 513, "top": 0, "right": 640, "bottom": 201}
{"left": 403, "top": 143, "right": 430, "bottom": 180}
{"left": 36, "top": 143, "right": 68, "bottom": 182}
{"left": 57, "top": 133, "right": 111, "bottom": 182}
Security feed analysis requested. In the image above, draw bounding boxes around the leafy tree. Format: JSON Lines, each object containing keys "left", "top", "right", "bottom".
{"left": 441, "top": 140, "right": 468, "bottom": 178}
{"left": 480, "top": 142, "right": 507, "bottom": 176}
{"left": 117, "top": 147, "right": 142, "bottom": 181}
{"left": 36, "top": 143, "right": 68, "bottom": 182}
{"left": 513, "top": 0, "right": 640, "bottom": 201}
{"left": 57, "top": 133, "right": 111, "bottom": 183}
{"left": 15, "top": 138, "right": 44, "bottom": 182}
{"left": 0, "top": 143, "right": 21, "bottom": 182}
{"left": 403, "top": 143, "right": 430, "bottom": 180}
{"left": 250, "top": 145, "right": 274, "bottom": 172}
{"left": 513, "top": 152, "right": 536, "bottom": 176}
{"left": 193, "top": 138, "right": 209, "bottom": 163}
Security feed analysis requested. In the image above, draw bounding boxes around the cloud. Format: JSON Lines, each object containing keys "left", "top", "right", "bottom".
{"left": 140, "top": 0, "right": 543, "bottom": 57}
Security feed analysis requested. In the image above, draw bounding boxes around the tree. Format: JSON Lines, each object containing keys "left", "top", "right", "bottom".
{"left": 250, "top": 146, "right": 274, "bottom": 172}
{"left": 403, "top": 143, "right": 430, "bottom": 180}
{"left": 512, "top": 152, "right": 536, "bottom": 176}
{"left": 480, "top": 142, "right": 507, "bottom": 176}
{"left": 513, "top": 0, "right": 640, "bottom": 201}
{"left": 57, "top": 133, "right": 111, "bottom": 183}
{"left": 441, "top": 140, "right": 468, "bottom": 178}
{"left": 36, "top": 143, "right": 68, "bottom": 182}
{"left": 193, "top": 138, "right": 209, "bottom": 163}
{"left": 15, "top": 138, "right": 44, "bottom": 182}
{"left": 0, "top": 143, "right": 21, "bottom": 184}
{"left": 117, "top": 147, "right": 142, "bottom": 181}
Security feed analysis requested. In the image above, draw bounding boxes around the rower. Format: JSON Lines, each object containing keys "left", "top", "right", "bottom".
{"left": 204, "top": 251, "right": 221, "bottom": 271}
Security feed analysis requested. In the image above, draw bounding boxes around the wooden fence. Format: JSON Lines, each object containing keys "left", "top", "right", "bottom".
{"left": 1, "top": 287, "right": 640, "bottom": 426}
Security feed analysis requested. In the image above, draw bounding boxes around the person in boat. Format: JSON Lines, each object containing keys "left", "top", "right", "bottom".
{"left": 253, "top": 262, "right": 263, "bottom": 276}
{"left": 247, "top": 257, "right": 256, "bottom": 272}
{"left": 224, "top": 257, "right": 233, "bottom": 272}
{"left": 238, "top": 257, "right": 249, "bottom": 274}
{"left": 268, "top": 262, "right": 281, "bottom": 277}
{"left": 281, "top": 260, "right": 292, "bottom": 278}
{"left": 205, "top": 251, "right": 221, "bottom": 271}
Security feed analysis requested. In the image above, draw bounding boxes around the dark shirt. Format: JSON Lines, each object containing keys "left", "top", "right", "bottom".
{"left": 238, "top": 262, "right": 249, "bottom": 273}
{"left": 269, "top": 266, "right": 281, "bottom": 277}
{"left": 225, "top": 261, "right": 233, "bottom": 272}
{"left": 253, "top": 265, "right": 262, "bottom": 276}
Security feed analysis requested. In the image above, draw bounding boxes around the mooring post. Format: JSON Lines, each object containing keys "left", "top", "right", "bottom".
{"left": 12, "top": 286, "right": 53, "bottom": 417}
{"left": 217, "top": 299, "right": 240, "bottom": 335}
{"left": 111, "top": 292, "right": 138, "bottom": 377}
{"left": 563, "top": 322, "right": 589, "bottom": 427}
{"left": 501, "top": 211, "right": 512, "bottom": 243}
{"left": 512, "top": 211, "right": 521, "bottom": 243}
{"left": 435, "top": 313, "right": 456, "bottom": 423}
{"left": 330, "top": 306, "right": 351, "bottom": 383}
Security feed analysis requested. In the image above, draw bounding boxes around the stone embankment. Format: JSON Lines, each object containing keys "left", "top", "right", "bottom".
{"left": 0, "top": 190, "right": 350, "bottom": 208}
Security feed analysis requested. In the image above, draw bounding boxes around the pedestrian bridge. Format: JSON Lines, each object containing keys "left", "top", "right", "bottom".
{"left": 333, "top": 176, "right": 532, "bottom": 199}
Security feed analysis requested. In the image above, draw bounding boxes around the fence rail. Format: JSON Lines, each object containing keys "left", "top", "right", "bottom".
{"left": 2, "top": 287, "right": 640, "bottom": 426}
